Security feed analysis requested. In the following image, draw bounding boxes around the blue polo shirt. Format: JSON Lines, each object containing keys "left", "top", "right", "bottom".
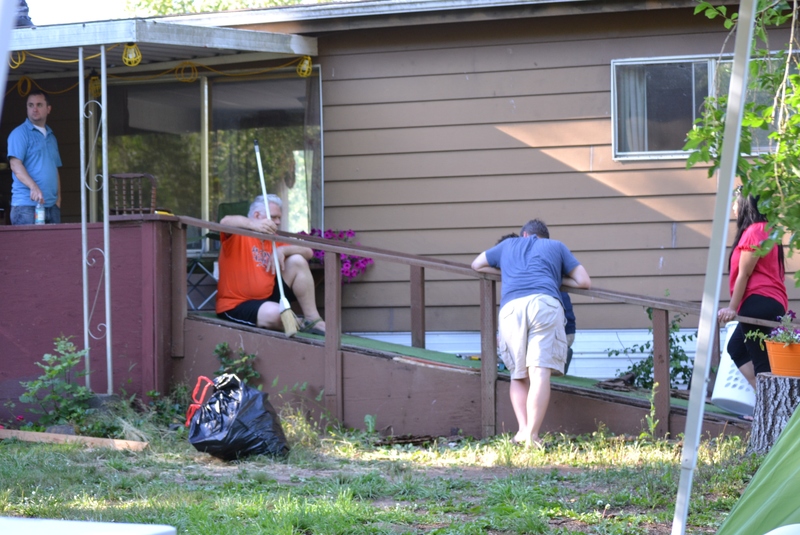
{"left": 485, "top": 236, "right": 580, "bottom": 310}
{"left": 7, "top": 118, "right": 62, "bottom": 207}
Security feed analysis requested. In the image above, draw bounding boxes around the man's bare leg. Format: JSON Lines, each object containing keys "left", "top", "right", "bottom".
{"left": 256, "top": 301, "right": 282, "bottom": 330}
{"left": 282, "top": 255, "right": 326, "bottom": 332}
{"left": 509, "top": 377, "right": 530, "bottom": 443}
{"left": 523, "top": 366, "right": 551, "bottom": 446}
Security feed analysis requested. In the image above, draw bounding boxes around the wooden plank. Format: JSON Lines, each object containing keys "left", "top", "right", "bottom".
{"left": 318, "top": 8, "right": 731, "bottom": 57}
{"left": 178, "top": 216, "right": 478, "bottom": 278}
{"left": 352, "top": 221, "right": 721, "bottom": 256}
{"left": 325, "top": 169, "right": 715, "bottom": 202}
{"left": 340, "top": 275, "right": 707, "bottom": 309}
{"left": 652, "top": 308, "right": 671, "bottom": 438}
{"left": 479, "top": 278, "right": 497, "bottom": 438}
{"left": 323, "top": 66, "right": 610, "bottom": 106}
{"left": 171, "top": 221, "right": 186, "bottom": 357}
{"left": 410, "top": 265, "right": 425, "bottom": 348}
{"left": 141, "top": 221, "right": 157, "bottom": 395}
{"left": 320, "top": 28, "right": 732, "bottom": 81}
{"left": 325, "top": 119, "right": 611, "bottom": 156}
{"left": 324, "top": 93, "right": 611, "bottom": 131}
{"left": 324, "top": 147, "right": 689, "bottom": 182}
{"left": 324, "top": 251, "right": 343, "bottom": 421}
{"left": 708, "top": 324, "right": 721, "bottom": 399}
{"left": 0, "top": 429, "right": 148, "bottom": 451}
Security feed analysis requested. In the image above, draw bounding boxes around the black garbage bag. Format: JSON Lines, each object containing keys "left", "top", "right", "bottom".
{"left": 186, "top": 374, "right": 289, "bottom": 460}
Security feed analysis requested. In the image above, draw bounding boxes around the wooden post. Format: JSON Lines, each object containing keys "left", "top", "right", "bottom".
{"left": 479, "top": 278, "right": 497, "bottom": 439}
{"left": 707, "top": 322, "right": 721, "bottom": 399}
{"left": 324, "top": 251, "right": 343, "bottom": 422}
{"left": 651, "top": 308, "right": 670, "bottom": 437}
{"left": 170, "top": 221, "right": 186, "bottom": 358}
{"left": 410, "top": 265, "right": 425, "bottom": 348}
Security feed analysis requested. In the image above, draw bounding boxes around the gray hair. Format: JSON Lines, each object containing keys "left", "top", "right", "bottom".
{"left": 248, "top": 194, "right": 282, "bottom": 218}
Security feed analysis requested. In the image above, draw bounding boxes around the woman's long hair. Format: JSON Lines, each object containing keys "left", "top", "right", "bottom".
{"left": 729, "top": 192, "right": 785, "bottom": 275}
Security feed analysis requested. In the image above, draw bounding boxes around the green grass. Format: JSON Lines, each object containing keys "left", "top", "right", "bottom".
{"left": 0, "top": 408, "right": 760, "bottom": 535}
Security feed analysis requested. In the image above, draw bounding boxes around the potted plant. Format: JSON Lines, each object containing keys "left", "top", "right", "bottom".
{"left": 747, "top": 311, "right": 800, "bottom": 377}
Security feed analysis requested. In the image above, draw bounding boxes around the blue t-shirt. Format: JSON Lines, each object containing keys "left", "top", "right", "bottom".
{"left": 485, "top": 236, "right": 580, "bottom": 310}
{"left": 7, "top": 118, "right": 62, "bottom": 207}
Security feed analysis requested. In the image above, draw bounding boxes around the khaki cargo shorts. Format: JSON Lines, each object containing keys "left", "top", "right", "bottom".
{"left": 497, "top": 294, "right": 567, "bottom": 380}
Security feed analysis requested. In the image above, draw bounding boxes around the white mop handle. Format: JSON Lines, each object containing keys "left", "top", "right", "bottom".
{"left": 253, "top": 139, "right": 288, "bottom": 303}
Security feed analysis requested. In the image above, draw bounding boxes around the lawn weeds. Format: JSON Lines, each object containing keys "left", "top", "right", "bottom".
{"left": 0, "top": 405, "right": 759, "bottom": 535}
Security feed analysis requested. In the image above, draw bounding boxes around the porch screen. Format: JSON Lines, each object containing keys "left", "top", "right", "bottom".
{"left": 105, "top": 70, "right": 322, "bottom": 241}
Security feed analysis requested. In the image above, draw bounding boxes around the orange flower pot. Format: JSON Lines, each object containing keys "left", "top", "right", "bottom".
{"left": 766, "top": 341, "right": 800, "bottom": 377}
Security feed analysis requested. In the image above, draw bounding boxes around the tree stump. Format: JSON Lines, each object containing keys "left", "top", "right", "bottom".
{"left": 749, "top": 373, "right": 800, "bottom": 455}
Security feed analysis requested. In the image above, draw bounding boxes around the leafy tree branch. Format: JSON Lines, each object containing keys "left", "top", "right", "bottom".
{"left": 686, "top": 1, "right": 800, "bottom": 283}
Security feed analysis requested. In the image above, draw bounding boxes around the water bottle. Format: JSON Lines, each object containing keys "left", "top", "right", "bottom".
{"left": 35, "top": 202, "right": 45, "bottom": 225}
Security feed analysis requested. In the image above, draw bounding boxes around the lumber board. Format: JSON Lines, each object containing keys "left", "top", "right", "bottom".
{"left": 0, "top": 429, "right": 148, "bottom": 451}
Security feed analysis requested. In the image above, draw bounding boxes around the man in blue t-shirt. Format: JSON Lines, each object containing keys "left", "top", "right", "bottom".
{"left": 473, "top": 219, "right": 590, "bottom": 447}
{"left": 7, "top": 89, "right": 62, "bottom": 225}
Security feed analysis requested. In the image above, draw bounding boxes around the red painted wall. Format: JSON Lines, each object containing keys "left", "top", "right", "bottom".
{"left": 0, "top": 217, "right": 178, "bottom": 422}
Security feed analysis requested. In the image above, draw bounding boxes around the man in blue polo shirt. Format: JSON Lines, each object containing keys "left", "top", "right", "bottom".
{"left": 7, "top": 89, "right": 62, "bottom": 225}
{"left": 472, "top": 219, "right": 590, "bottom": 447}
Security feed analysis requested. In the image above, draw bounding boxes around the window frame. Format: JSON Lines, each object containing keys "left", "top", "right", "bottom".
{"left": 611, "top": 54, "right": 726, "bottom": 161}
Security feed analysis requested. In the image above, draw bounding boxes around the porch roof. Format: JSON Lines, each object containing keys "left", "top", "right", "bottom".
{"left": 8, "top": 18, "right": 317, "bottom": 78}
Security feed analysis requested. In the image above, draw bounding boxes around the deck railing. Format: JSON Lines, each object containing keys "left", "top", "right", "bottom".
{"left": 177, "top": 216, "right": 782, "bottom": 438}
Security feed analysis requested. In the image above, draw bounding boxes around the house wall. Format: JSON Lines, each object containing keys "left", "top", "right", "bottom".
{"left": 281, "top": 6, "right": 800, "bottom": 332}
{"left": 0, "top": 217, "right": 179, "bottom": 421}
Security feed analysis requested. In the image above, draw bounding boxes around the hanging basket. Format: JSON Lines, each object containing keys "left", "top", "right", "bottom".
{"left": 766, "top": 341, "right": 800, "bottom": 377}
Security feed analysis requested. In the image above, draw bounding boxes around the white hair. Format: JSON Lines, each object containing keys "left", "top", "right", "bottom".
{"left": 248, "top": 194, "right": 282, "bottom": 218}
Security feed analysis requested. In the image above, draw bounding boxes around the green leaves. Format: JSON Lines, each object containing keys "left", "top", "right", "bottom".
{"left": 214, "top": 342, "right": 261, "bottom": 386}
{"left": 18, "top": 337, "right": 93, "bottom": 428}
{"left": 688, "top": 4, "right": 800, "bottom": 286}
{"left": 695, "top": 2, "right": 738, "bottom": 28}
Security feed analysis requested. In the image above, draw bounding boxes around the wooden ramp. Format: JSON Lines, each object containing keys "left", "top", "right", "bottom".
{"left": 172, "top": 314, "right": 749, "bottom": 439}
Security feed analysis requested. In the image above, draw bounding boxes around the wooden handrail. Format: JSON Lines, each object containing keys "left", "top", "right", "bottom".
{"left": 177, "top": 215, "right": 792, "bottom": 438}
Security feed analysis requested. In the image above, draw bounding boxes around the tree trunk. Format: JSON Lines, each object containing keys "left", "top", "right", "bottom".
{"left": 749, "top": 373, "right": 800, "bottom": 455}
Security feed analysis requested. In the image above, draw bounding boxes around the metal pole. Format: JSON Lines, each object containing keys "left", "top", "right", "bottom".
{"left": 671, "top": 1, "right": 757, "bottom": 533}
{"left": 101, "top": 46, "right": 113, "bottom": 395}
{"left": 79, "top": 47, "right": 91, "bottom": 390}
{"left": 88, "top": 97, "right": 98, "bottom": 222}
{"left": 0, "top": 0, "right": 15, "bottom": 123}
{"left": 200, "top": 76, "right": 210, "bottom": 251}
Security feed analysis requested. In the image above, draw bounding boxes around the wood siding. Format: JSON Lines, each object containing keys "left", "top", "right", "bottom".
{"left": 309, "top": 8, "right": 800, "bottom": 331}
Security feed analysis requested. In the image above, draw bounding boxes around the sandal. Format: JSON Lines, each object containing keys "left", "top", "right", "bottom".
{"left": 299, "top": 318, "right": 325, "bottom": 336}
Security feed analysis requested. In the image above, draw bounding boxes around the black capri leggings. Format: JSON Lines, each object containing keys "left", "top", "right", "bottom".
{"left": 727, "top": 294, "right": 786, "bottom": 374}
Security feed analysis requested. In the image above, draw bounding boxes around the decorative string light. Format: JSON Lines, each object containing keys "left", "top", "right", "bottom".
{"left": 89, "top": 69, "right": 101, "bottom": 99}
{"left": 296, "top": 56, "right": 313, "bottom": 78}
{"left": 122, "top": 43, "right": 142, "bottom": 67}
{"left": 8, "top": 51, "right": 26, "bottom": 69}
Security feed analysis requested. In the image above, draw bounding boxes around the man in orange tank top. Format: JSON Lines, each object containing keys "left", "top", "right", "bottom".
{"left": 215, "top": 194, "right": 325, "bottom": 335}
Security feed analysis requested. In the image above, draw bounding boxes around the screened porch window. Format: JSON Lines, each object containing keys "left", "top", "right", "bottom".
{"left": 106, "top": 70, "right": 322, "bottom": 246}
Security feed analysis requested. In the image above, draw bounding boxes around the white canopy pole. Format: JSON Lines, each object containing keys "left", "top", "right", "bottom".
{"left": 100, "top": 45, "right": 113, "bottom": 395}
{"left": 671, "top": 1, "right": 757, "bottom": 533}
{"left": 79, "top": 47, "right": 91, "bottom": 389}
